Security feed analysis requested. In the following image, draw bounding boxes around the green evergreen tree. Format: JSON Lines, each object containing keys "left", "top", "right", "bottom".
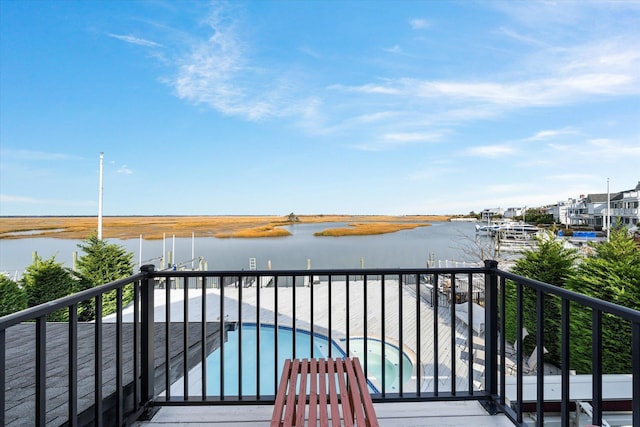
{"left": 74, "top": 234, "right": 135, "bottom": 320}
{"left": 565, "top": 228, "right": 640, "bottom": 373}
{"left": 19, "top": 254, "right": 76, "bottom": 321}
{"left": 505, "top": 232, "right": 579, "bottom": 366}
{"left": 0, "top": 275, "right": 27, "bottom": 316}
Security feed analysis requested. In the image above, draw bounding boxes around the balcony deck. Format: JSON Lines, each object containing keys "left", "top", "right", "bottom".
{"left": 135, "top": 400, "right": 515, "bottom": 426}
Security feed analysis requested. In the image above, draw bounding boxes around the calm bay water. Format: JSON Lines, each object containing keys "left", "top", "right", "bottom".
{"left": 0, "top": 221, "right": 482, "bottom": 277}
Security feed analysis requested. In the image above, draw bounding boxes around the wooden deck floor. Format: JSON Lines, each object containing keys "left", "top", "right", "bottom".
{"left": 134, "top": 400, "right": 515, "bottom": 426}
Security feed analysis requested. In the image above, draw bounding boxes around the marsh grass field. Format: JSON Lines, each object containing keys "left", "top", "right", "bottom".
{"left": 0, "top": 215, "right": 453, "bottom": 240}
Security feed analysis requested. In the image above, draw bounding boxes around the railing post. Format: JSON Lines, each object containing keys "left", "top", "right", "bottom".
{"left": 140, "top": 264, "right": 156, "bottom": 415}
{"left": 482, "top": 259, "right": 499, "bottom": 413}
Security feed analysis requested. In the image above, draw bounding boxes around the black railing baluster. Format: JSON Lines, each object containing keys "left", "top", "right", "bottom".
{"left": 433, "top": 273, "right": 439, "bottom": 396}
{"left": 484, "top": 260, "right": 498, "bottom": 410}
{"left": 363, "top": 274, "right": 368, "bottom": 382}
{"left": 183, "top": 277, "right": 189, "bottom": 399}
{"left": 415, "top": 273, "right": 421, "bottom": 396}
{"left": 273, "top": 275, "right": 279, "bottom": 396}
{"left": 140, "top": 265, "right": 155, "bottom": 411}
{"left": 381, "top": 274, "right": 386, "bottom": 396}
{"left": 69, "top": 304, "right": 78, "bottom": 427}
{"left": 499, "top": 276, "right": 506, "bottom": 404}
{"left": 116, "top": 288, "right": 123, "bottom": 425}
{"left": 346, "top": 275, "right": 350, "bottom": 355}
{"left": 328, "top": 275, "right": 332, "bottom": 359}
{"left": 633, "top": 321, "right": 640, "bottom": 427}
{"left": 201, "top": 275, "right": 207, "bottom": 399}
{"left": 238, "top": 276, "right": 242, "bottom": 399}
{"left": 592, "top": 308, "right": 603, "bottom": 426}
{"left": 310, "top": 273, "right": 314, "bottom": 359}
{"left": 165, "top": 276, "right": 170, "bottom": 400}
{"left": 133, "top": 278, "right": 140, "bottom": 412}
{"left": 561, "top": 298, "right": 570, "bottom": 427}
{"left": 467, "top": 272, "right": 473, "bottom": 394}
{"left": 95, "top": 295, "right": 103, "bottom": 427}
{"left": 450, "top": 272, "right": 456, "bottom": 395}
{"left": 0, "top": 328, "right": 4, "bottom": 426}
{"left": 36, "top": 315, "right": 46, "bottom": 427}
{"left": 516, "top": 277, "right": 524, "bottom": 423}
{"left": 256, "top": 274, "right": 261, "bottom": 398}
{"left": 219, "top": 275, "right": 224, "bottom": 399}
{"left": 536, "top": 290, "right": 544, "bottom": 425}
{"left": 292, "top": 275, "right": 296, "bottom": 360}
{"left": 398, "top": 273, "right": 404, "bottom": 396}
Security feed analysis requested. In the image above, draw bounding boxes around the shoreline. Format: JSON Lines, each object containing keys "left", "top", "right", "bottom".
{"left": 0, "top": 215, "right": 453, "bottom": 240}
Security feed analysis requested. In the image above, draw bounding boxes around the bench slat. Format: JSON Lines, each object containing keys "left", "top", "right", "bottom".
{"left": 344, "top": 358, "right": 367, "bottom": 426}
{"left": 283, "top": 358, "right": 300, "bottom": 427}
{"left": 295, "top": 359, "right": 309, "bottom": 426}
{"left": 309, "top": 358, "right": 318, "bottom": 425}
{"left": 319, "top": 359, "right": 328, "bottom": 426}
{"left": 352, "top": 358, "right": 377, "bottom": 427}
{"left": 327, "top": 359, "right": 341, "bottom": 427}
{"left": 335, "top": 358, "right": 353, "bottom": 427}
{"left": 271, "top": 359, "right": 292, "bottom": 427}
{"left": 272, "top": 357, "right": 379, "bottom": 427}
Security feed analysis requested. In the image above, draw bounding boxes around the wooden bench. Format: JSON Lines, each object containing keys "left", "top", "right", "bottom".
{"left": 271, "top": 357, "right": 379, "bottom": 427}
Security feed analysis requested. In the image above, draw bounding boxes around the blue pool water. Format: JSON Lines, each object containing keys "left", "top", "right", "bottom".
{"left": 206, "top": 324, "right": 413, "bottom": 396}
{"left": 206, "top": 324, "right": 344, "bottom": 396}
{"left": 348, "top": 338, "right": 413, "bottom": 393}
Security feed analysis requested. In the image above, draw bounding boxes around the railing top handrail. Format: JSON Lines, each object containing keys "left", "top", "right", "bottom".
{"left": 0, "top": 272, "right": 146, "bottom": 330}
{"left": 497, "top": 269, "right": 640, "bottom": 323}
{"left": 147, "top": 266, "right": 488, "bottom": 278}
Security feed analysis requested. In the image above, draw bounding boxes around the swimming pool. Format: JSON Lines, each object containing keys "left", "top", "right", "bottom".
{"left": 348, "top": 337, "right": 413, "bottom": 393}
{"left": 205, "top": 324, "right": 412, "bottom": 396}
{"left": 206, "top": 324, "right": 344, "bottom": 396}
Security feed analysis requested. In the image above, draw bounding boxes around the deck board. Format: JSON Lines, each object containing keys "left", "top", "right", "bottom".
{"left": 134, "top": 401, "right": 515, "bottom": 426}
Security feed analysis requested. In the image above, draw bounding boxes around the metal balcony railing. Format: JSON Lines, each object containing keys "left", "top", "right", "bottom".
{"left": 1, "top": 261, "right": 639, "bottom": 427}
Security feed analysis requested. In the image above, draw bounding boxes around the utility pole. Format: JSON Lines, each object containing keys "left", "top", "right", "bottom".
{"left": 98, "top": 152, "right": 104, "bottom": 240}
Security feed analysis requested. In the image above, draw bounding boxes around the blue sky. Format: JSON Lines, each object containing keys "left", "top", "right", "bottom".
{"left": 1, "top": 0, "right": 639, "bottom": 216}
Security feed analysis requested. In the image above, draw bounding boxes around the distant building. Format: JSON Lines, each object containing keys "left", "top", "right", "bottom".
{"left": 480, "top": 208, "right": 504, "bottom": 221}
{"left": 503, "top": 207, "right": 524, "bottom": 219}
{"left": 611, "top": 182, "right": 640, "bottom": 227}
{"left": 549, "top": 181, "right": 640, "bottom": 229}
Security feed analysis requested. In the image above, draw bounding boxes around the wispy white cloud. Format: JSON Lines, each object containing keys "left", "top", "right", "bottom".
{"left": 352, "top": 130, "right": 446, "bottom": 151}
{"left": 525, "top": 128, "right": 580, "bottom": 141}
{"left": 117, "top": 165, "right": 133, "bottom": 174}
{"left": 169, "top": 3, "right": 314, "bottom": 121}
{"left": 383, "top": 45, "right": 403, "bottom": 54}
{"left": 0, "top": 149, "right": 82, "bottom": 161}
{"left": 0, "top": 194, "right": 40, "bottom": 203}
{"left": 382, "top": 132, "right": 444, "bottom": 144}
{"left": 331, "top": 82, "right": 400, "bottom": 95}
{"left": 587, "top": 138, "right": 640, "bottom": 157}
{"left": 497, "top": 27, "right": 549, "bottom": 48}
{"left": 463, "top": 145, "right": 516, "bottom": 158}
{"left": 298, "top": 46, "right": 321, "bottom": 58}
{"left": 409, "top": 19, "right": 430, "bottom": 30}
{"left": 108, "top": 33, "right": 163, "bottom": 48}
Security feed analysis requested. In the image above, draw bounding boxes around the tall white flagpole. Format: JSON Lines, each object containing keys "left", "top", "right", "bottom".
{"left": 607, "top": 177, "right": 610, "bottom": 242}
{"left": 98, "top": 152, "right": 104, "bottom": 241}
